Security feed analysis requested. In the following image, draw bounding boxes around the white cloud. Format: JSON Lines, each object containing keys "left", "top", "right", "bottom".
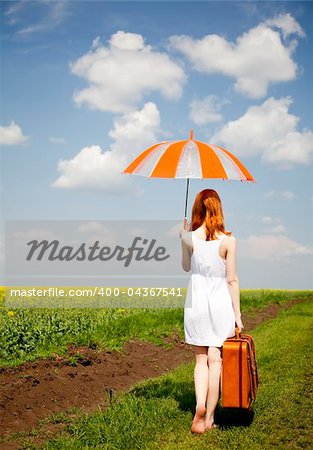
{"left": 170, "top": 13, "right": 303, "bottom": 98}
{"left": 261, "top": 216, "right": 284, "bottom": 233}
{"left": 212, "top": 97, "right": 313, "bottom": 169}
{"left": 109, "top": 102, "right": 160, "bottom": 155}
{"left": 189, "top": 95, "right": 223, "bottom": 125}
{"left": 52, "top": 102, "right": 160, "bottom": 194}
{"left": 52, "top": 145, "right": 130, "bottom": 193}
{"left": 49, "top": 137, "right": 66, "bottom": 144}
{"left": 264, "top": 190, "right": 276, "bottom": 198}
{"left": 0, "top": 121, "right": 29, "bottom": 146}
{"left": 78, "top": 222, "right": 117, "bottom": 245}
{"left": 264, "top": 13, "right": 305, "bottom": 39}
{"left": 269, "top": 224, "right": 286, "bottom": 234}
{"left": 71, "top": 31, "right": 186, "bottom": 113}
{"left": 281, "top": 190, "right": 296, "bottom": 200}
{"left": 4, "top": 1, "right": 25, "bottom": 25}
{"left": 14, "top": 1, "right": 69, "bottom": 37}
{"left": 264, "top": 190, "right": 297, "bottom": 200}
{"left": 239, "top": 234, "right": 313, "bottom": 261}
{"left": 261, "top": 216, "right": 273, "bottom": 224}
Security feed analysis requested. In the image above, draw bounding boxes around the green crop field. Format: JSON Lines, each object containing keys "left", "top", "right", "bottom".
{"left": 1, "top": 287, "right": 312, "bottom": 367}
{"left": 32, "top": 299, "right": 313, "bottom": 450}
{"left": 0, "top": 288, "right": 312, "bottom": 449}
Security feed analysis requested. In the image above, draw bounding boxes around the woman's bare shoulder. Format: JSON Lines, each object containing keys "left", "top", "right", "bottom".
{"left": 223, "top": 234, "right": 236, "bottom": 245}
{"left": 225, "top": 234, "right": 236, "bottom": 241}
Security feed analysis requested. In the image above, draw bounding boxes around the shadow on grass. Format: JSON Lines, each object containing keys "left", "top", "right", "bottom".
{"left": 131, "top": 377, "right": 195, "bottom": 413}
{"left": 130, "top": 377, "right": 255, "bottom": 428}
{"left": 214, "top": 405, "right": 255, "bottom": 428}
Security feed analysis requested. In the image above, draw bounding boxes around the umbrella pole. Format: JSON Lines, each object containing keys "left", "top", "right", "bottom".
{"left": 184, "top": 178, "right": 190, "bottom": 219}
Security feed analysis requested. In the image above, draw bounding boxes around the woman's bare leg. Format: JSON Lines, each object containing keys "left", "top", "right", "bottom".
{"left": 205, "top": 346, "right": 222, "bottom": 429}
{"left": 191, "top": 345, "right": 209, "bottom": 434}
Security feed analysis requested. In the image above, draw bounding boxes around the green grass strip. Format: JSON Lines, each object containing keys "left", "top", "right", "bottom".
{"left": 1, "top": 289, "right": 312, "bottom": 367}
{"left": 40, "top": 299, "right": 312, "bottom": 450}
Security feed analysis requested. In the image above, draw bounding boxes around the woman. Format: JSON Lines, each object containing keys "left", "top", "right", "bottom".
{"left": 180, "top": 189, "right": 244, "bottom": 434}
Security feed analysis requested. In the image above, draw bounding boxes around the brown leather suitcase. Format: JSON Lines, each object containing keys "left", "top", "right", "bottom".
{"left": 221, "top": 328, "right": 259, "bottom": 409}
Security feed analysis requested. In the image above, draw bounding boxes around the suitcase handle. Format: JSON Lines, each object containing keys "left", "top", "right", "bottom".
{"left": 235, "top": 326, "right": 241, "bottom": 339}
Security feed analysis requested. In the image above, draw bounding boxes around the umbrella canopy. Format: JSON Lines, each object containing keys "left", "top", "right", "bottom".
{"left": 122, "top": 130, "right": 255, "bottom": 217}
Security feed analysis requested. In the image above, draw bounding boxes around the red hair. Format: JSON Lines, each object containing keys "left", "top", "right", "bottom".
{"left": 191, "top": 189, "right": 232, "bottom": 240}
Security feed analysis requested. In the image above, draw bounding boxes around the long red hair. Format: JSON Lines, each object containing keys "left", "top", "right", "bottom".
{"left": 191, "top": 189, "right": 232, "bottom": 240}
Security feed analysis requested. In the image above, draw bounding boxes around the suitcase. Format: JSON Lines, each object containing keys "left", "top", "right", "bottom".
{"left": 221, "top": 327, "right": 259, "bottom": 409}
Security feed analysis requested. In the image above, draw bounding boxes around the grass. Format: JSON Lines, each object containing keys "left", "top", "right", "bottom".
{"left": 31, "top": 298, "right": 313, "bottom": 450}
{"left": 1, "top": 287, "right": 312, "bottom": 367}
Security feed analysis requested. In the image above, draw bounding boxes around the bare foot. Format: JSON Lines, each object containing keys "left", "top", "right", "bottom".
{"left": 191, "top": 405, "right": 206, "bottom": 434}
{"left": 204, "top": 420, "right": 218, "bottom": 431}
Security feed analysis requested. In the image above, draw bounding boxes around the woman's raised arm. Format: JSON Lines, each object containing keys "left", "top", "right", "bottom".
{"left": 180, "top": 233, "right": 192, "bottom": 272}
{"left": 180, "top": 219, "right": 192, "bottom": 272}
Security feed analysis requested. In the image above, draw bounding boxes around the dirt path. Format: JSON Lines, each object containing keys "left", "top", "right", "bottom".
{"left": 0, "top": 297, "right": 307, "bottom": 449}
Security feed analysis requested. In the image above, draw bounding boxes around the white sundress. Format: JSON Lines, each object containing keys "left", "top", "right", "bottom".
{"left": 184, "top": 231, "right": 236, "bottom": 347}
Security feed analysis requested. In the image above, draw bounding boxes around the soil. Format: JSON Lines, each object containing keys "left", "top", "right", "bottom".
{"left": 0, "top": 297, "right": 308, "bottom": 449}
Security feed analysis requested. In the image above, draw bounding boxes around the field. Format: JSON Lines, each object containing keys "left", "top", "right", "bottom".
{"left": 0, "top": 288, "right": 312, "bottom": 449}
{"left": 1, "top": 288, "right": 312, "bottom": 367}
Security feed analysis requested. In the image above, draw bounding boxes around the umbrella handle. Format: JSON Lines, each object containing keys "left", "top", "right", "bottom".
{"left": 184, "top": 178, "right": 190, "bottom": 219}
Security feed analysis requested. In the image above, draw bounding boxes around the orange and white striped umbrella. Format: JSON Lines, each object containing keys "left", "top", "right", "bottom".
{"left": 122, "top": 130, "right": 255, "bottom": 217}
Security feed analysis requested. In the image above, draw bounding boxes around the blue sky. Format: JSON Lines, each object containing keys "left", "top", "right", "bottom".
{"left": 1, "top": 1, "right": 313, "bottom": 288}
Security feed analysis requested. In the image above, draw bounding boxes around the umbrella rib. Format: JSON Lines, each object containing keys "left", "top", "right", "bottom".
{"left": 197, "top": 142, "right": 228, "bottom": 178}
{"left": 147, "top": 142, "right": 175, "bottom": 178}
{"left": 125, "top": 142, "right": 171, "bottom": 177}
{"left": 210, "top": 144, "right": 246, "bottom": 180}
{"left": 122, "top": 132, "right": 255, "bottom": 183}
{"left": 150, "top": 140, "right": 188, "bottom": 178}
{"left": 216, "top": 145, "right": 256, "bottom": 182}
{"left": 175, "top": 140, "right": 202, "bottom": 178}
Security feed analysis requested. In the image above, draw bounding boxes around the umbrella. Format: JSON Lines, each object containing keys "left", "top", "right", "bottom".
{"left": 122, "top": 130, "right": 255, "bottom": 218}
